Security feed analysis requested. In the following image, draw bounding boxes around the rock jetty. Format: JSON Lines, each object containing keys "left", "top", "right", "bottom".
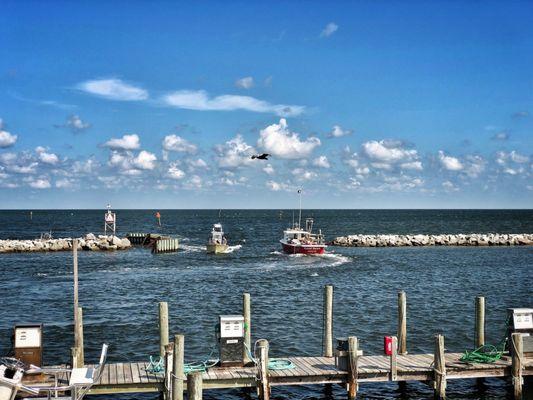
{"left": 330, "top": 233, "right": 533, "bottom": 247}
{"left": 0, "top": 233, "right": 131, "bottom": 253}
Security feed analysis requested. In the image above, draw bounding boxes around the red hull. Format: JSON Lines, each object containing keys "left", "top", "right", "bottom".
{"left": 281, "top": 242, "right": 326, "bottom": 255}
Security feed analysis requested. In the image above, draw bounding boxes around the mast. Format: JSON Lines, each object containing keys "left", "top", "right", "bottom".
{"left": 298, "top": 189, "right": 302, "bottom": 229}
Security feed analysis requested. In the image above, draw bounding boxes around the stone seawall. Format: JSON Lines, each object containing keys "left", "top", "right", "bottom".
{"left": 0, "top": 233, "right": 131, "bottom": 253}
{"left": 330, "top": 233, "right": 533, "bottom": 247}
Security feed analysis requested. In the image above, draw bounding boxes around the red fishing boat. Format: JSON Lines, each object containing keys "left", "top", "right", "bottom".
{"left": 279, "top": 190, "right": 326, "bottom": 255}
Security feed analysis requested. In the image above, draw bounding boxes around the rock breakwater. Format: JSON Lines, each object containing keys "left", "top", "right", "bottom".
{"left": 331, "top": 233, "right": 533, "bottom": 247}
{"left": 0, "top": 233, "right": 131, "bottom": 253}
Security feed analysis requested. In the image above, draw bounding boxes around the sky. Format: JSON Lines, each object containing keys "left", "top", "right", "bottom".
{"left": 0, "top": 0, "right": 532, "bottom": 209}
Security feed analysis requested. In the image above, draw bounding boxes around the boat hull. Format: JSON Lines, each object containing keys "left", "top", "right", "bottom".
{"left": 207, "top": 243, "right": 229, "bottom": 254}
{"left": 281, "top": 241, "right": 326, "bottom": 255}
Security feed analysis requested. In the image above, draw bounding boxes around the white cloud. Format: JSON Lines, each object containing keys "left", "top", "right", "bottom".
{"left": 215, "top": 135, "right": 255, "bottom": 169}
{"left": 77, "top": 78, "right": 148, "bottom": 101}
{"left": 263, "top": 164, "right": 275, "bottom": 175}
{"left": 258, "top": 118, "right": 321, "bottom": 159}
{"left": 133, "top": 150, "right": 157, "bottom": 170}
{"left": 187, "top": 158, "right": 209, "bottom": 170}
{"left": 187, "top": 175, "right": 203, "bottom": 189}
{"left": 464, "top": 155, "right": 486, "bottom": 178}
{"left": 104, "top": 134, "right": 140, "bottom": 150}
{"left": 400, "top": 161, "right": 423, "bottom": 171}
{"left": 292, "top": 168, "right": 317, "bottom": 180}
{"left": 163, "top": 90, "right": 304, "bottom": 117}
{"left": 167, "top": 163, "right": 186, "bottom": 180}
{"left": 9, "top": 163, "right": 38, "bottom": 174}
{"left": 66, "top": 115, "right": 90, "bottom": 132}
{"left": 363, "top": 140, "right": 418, "bottom": 163}
{"left": 162, "top": 135, "right": 197, "bottom": 153}
{"left": 28, "top": 178, "right": 51, "bottom": 189}
{"left": 312, "top": 155, "right": 330, "bottom": 168}
{"left": 442, "top": 180, "right": 459, "bottom": 191}
{"left": 38, "top": 151, "right": 59, "bottom": 165}
{"left": 235, "top": 77, "right": 254, "bottom": 89}
{"left": 438, "top": 151, "right": 463, "bottom": 171}
{"left": 491, "top": 131, "right": 509, "bottom": 141}
{"left": 320, "top": 22, "right": 338, "bottom": 38}
{"left": 73, "top": 158, "right": 99, "bottom": 174}
{"left": 56, "top": 178, "right": 75, "bottom": 188}
{"left": 328, "top": 125, "right": 352, "bottom": 138}
{"left": 0, "top": 119, "right": 18, "bottom": 148}
{"left": 266, "top": 180, "right": 289, "bottom": 191}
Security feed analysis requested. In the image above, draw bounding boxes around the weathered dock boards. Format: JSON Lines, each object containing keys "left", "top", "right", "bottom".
{"left": 32, "top": 353, "right": 532, "bottom": 395}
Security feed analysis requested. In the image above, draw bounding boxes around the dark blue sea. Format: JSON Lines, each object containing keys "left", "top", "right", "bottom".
{"left": 0, "top": 209, "right": 532, "bottom": 399}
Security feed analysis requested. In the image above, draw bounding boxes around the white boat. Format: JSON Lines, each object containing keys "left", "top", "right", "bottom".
{"left": 207, "top": 223, "right": 228, "bottom": 254}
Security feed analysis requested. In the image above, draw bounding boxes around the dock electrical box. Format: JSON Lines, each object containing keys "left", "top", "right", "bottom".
{"left": 13, "top": 324, "right": 43, "bottom": 367}
{"left": 507, "top": 308, "right": 533, "bottom": 357}
{"left": 218, "top": 315, "right": 244, "bottom": 367}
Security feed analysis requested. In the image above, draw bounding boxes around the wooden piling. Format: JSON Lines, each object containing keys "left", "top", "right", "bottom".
{"left": 163, "top": 343, "right": 174, "bottom": 400}
{"left": 71, "top": 346, "right": 80, "bottom": 369}
{"left": 434, "top": 334, "right": 446, "bottom": 400}
{"left": 475, "top": 296, "right": 485, "bottom": 348}
{"left": 159, "top": 302, "right": 169, "bottom": 357}
{"left": 347, "top": 336, "right": 359, "bottom": 400}
{"left": 390, "top": 336, "right": 398, "bottom": 381}
{"left": 511, "top": 333, "right": 523, "bottom": 400}
{"left": 243, "top": 293, "right": 251, "bottom": 364}
{"left": 323, "top": 285, "right": 334, "bottom": 357}
{"left": 256, "top": 339, "right": 270, "bottom": 400}
{"left": 76, "top": 306, "right": 84, "bottom": 366}
{"left": 172, "top": 334, "right": 184, "bottom": 400}
{"left": 398, "top": 291, "right": 407, "bottom": 355}
{"left": 187, "top": 372, "right": 203, "bottom": 400}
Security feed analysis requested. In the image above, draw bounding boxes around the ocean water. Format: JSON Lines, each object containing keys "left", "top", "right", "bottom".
{"left": 0, "top": 209, "right": 532, "bottom": 400}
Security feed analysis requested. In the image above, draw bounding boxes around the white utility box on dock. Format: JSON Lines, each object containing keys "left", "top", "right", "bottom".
{"left": 218, "top": 315, "right": 244, "bottom": 367}
{"left": 507, "top": 308, "right": 533, "bottom": 357}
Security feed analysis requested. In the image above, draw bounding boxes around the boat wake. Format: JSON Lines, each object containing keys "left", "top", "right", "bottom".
{"left": 222, "top": 245, "right": 242, "bottom": 254}
{"left": 179, "top": 243, "right": 204, "bottom": 253}
{"left": 317, "top": 253, "right": 351, "bottom": 267}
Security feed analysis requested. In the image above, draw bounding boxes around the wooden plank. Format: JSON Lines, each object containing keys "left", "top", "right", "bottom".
{"left": 109, "top": 362, "right": 118, "bottom": 385}
{"left": 115, "top": 362, "right": 125, "bottom": 385}
{"left": 131, "top": 362, "right": 141, "bottom": 384}
{"left": 123, "top": 362, "right": 133, "bottom": 384}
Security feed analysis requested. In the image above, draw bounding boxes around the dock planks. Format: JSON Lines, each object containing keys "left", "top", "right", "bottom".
{"left": 28, "top": 353, "right": 531, "bottom": 395}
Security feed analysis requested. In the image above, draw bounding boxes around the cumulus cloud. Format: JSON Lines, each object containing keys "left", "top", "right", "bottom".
{"left": 438, "top": 151, "right": 463, "bottom": 171}
{"left": 28, "top": 178, "right": 51, "bottom": 189}
{"left": 133, "top": 151, "right": 157, "bottom": 170}
{"left": 167, "top": 163, "right": 186, "bottom": 180}
{"left": 36, "top": 148, "right": 59, "bottom": 165}
{"left": 258, "top": 118, "right": 321, "bottom": 159}
{"left": 187, "top": 158, "right": 209, "bottom": 170}
{"left": 66, "top": 115, "right": 90, "bottom": 132}
{"left": 235, "top": 77, "right": 254, "bottom": 89}
{"left": 320, "top": 22, "right": 338, "bottom": 38}
{"left": 263, "top": 164, "right": 275, "bottom": 175}
{"left": 266, "top": 180, "right": 289, "bottom": 191}
{"left": 77, "top": 78, "right": 148, "bottom": 101}
{"left": 292, "top": 168, "right": 317, "bottom": 180}
{"left": 363, "top": 140, "right": 418, "bottom": 163}
{"left": 56, "top": 178, "right": 75, "bottom": 189}
{"left": 215, "top": 135, "right": 255, "bottom": 169}
{"left": 0, "top": 119, "right": 18, "bottom": 148}
{"left": 328, "top": 125, "right": 352, "bottom": 138}
{"left": 104, "top": 134, "right": 140, "bottom": 150}
{"left": 108, "top": 150, "right": 157, "bottom": 174}
{"left": 464, "top": 155, "right": 486, "bottom": 178}
{"left": 400, "top": 161, "right": 423, "bottom": 171}
{"left": 163, "top": 90, "right": 304, "bottom": 117}
{"left": 442, "top": 181, "right": 459, "bottom": 192}
{"left": 162, "top": 135, "right": 197, "bottom": 153}
{"left": 312, "top": 155, "right": 330, "bottom": 168}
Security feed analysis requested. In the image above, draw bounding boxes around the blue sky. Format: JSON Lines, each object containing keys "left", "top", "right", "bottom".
{"left": 0, "top": 1, "right": 532, "bottom": 208}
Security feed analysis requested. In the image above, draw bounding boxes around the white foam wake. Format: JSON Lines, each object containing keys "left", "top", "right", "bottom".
{"left": 222, "top": 244, "right": 242, "bottom": 254}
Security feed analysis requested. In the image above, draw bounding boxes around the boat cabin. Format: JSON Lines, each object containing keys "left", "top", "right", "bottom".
{"left": 209, "top": 223, "right": 227, "bottom": 245}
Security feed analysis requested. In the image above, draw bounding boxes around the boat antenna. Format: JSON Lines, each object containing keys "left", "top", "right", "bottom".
{"left": 297, "top": 189, "right": 302, "bottom": 229}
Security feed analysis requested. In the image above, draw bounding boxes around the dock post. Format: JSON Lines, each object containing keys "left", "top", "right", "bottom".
{"left": 390, "top": 336, "right": 398, "bottom": 381}
{"left": 475, "top": 296, "right": 485, "bottom": 348}
{"left": 511, "top": 333, "right": 523, "bottom": 400}
{"left": 347, "top": 336, "right": 359, "bottom": 400}
{"left": 187, "top": 372, "right": 203, "bottom": 400}
{"left": 163, "top": 343, "right": 174, "bottom": 400}
{"left": 71, "top": 346, "right": 80, "bottom": 369}
{"left": 256, "top": 339, "right": 270, "bottom": 400}
{"left": 397, "top": 291, "right": 407, "bottom": 355}
{"left": 73, "top": 239, "right": 79, "bottom": 353}
{"left": 243, "top": 293, "right": 252, "bottom": 364}
{"left": 159, "top": 302, "right": 169, "bottom": 357}
{"left": 433, "top": 334, "right": 446, "bottom": 400}
{"left": 323, "top": 285, "right": 334, "bottom": 358}
{"left": 76, "top": 307, "right": 84, "bottom": 366}
{"left": 172, "top": 334, "right": 184, "bottom": 400}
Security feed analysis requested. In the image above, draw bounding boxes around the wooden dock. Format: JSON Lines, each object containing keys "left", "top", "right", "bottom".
{"left": 26, "top": 248, "right": 533, "bottom": 400}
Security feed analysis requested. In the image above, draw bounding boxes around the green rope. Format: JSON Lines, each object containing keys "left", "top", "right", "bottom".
{"left": 460, "top": 343, "right": 505, "bottom": 363}
{"left": 268, "top": 358, "right": 295, "bottom": 370}
{"left": 146, "top": 356, "right": 164, "bottom": 374}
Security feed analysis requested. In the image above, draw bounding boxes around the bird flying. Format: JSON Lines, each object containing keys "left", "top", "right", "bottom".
{"left": 251, "top": 153, "right": 271, "bottom": 160}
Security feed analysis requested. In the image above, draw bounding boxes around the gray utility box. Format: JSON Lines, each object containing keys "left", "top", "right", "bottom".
{"left": 219, "top": 315, "right": 244, "bottom": 367}
{"left": 335, "top": 338, "right": 349, "bottom": 371}
{"left": 507, "top": 308, "right": 533, "bottom": 357}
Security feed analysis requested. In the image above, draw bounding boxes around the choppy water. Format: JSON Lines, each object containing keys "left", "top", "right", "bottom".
{"left": 0, "top": 209, "right": 532, "bottom": 399}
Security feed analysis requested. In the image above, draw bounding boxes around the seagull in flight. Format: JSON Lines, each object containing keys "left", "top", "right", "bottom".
{"left": 251, "top": 153, "right": 271, "bottom": 160}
